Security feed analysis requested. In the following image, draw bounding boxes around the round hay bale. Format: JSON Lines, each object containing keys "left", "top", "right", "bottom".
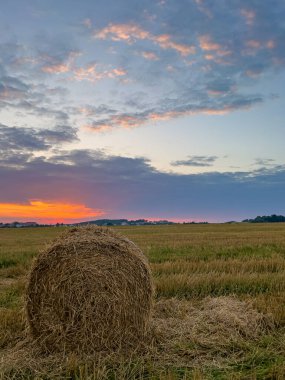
{"left": 26, "top": 226, "right": 154, "bottom": 353}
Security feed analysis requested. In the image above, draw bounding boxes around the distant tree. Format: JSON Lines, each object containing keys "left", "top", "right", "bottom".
{"left": 242, "top": 214, "right": 285, "bottom": 223}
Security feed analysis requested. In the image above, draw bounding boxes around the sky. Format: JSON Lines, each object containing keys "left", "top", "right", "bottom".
{"left": 0, "top": 0, "right": 285, "bottom": 223}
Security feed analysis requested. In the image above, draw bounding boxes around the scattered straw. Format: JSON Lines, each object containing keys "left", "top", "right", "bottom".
{"left": 0, "top": 296, "right": 274, "bottom": 378}
{"left": 152, "top": 296, "right": 274, "bottom": 363}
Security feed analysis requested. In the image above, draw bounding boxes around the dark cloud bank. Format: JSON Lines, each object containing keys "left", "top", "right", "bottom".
{"left": 0, "top": 143, "right": 284, "bottom": 222}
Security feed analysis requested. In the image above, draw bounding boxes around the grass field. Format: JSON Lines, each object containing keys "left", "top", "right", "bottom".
{"left": 1, "top": 223, "right": 285, "bottom": 379}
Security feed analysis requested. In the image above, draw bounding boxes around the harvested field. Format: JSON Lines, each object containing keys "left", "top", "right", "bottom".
{"left": 1, "top": 223, "right": 285, "bottom": 379}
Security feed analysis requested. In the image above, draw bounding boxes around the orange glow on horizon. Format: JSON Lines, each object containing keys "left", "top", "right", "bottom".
{"left": 0, "top": 200, "right": 104, "bottom": 224}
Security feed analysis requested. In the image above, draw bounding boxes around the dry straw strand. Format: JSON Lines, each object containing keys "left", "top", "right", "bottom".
{"left": 25, "top": 226, "right": 154, "bottom": 354}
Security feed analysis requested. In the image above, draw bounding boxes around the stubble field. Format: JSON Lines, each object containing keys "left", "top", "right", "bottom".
{"left": 1, "top": 223, "right": 285, "bottom": 379}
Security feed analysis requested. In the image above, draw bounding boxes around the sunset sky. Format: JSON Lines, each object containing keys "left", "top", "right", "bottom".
{"left": 0, "top": 0, "right": 285, "bottom": 223}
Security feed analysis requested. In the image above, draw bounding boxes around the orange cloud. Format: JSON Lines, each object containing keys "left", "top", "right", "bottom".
{"left": 83, "top": 123, "right": 113, "bottom": 132}
{"left": 109, "top": 68, "right": 127, "bottom": 77}
{"left": 94, "top": 23, "right": 195, "bottom": 56}
{"left": 0, "top": 200, "right": 103, "bottom": 223}
{"left": 199, "top": 35, "right": 221, "bottom": 51}
{"left": 42, "top": 63, "right": 70, "bottom": 74}
{"left": 73, "top": 64, "right": 102, "bottom": 81}
{"left": 95, "top": 23, "right": 149, "bottom": 42}
{"left": 85, "top": 106, "right": 240, "bottom": 132}
{"left": 153, "top": 34, "right": 195, "bottom": 56}
{"left": 199, "top": 35, "right": 231, "bottom": 64}
{"left": 40, "top": 50, "right": 126, "bottom": 81}
{"left": 73, "top": 64, "right": 127, "bottom": 82}
{"left": 141, "top": 51, "right": 159, "bottom": 60}
{"left": 41, "top": 51, "right": 81, "bottom": 74}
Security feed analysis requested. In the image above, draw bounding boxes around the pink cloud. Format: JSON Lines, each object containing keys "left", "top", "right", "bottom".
{"left": 41, "top": 51, "right": 80, "bottom": 74}
{"left": 84, "top": 105, "right": 245, "bottom": 133}
{"left": 244, "top": 39, "right": 276, "bottom": 56}
{"left": 42, "top": 63, "right": 70, "bottom": 74}
{"left": 110, "top": 68, "right": 127, "bottom": 77}
{"left": 95, "top": 23, "right": 149, "bottom": 42}
{"left": 141, "top": 51, "right": 159, "bottom": 60}
{"left": 199, "top": 35, "right": 222, "bottom": 51}
{"left": 73, "top": 64, "right": 127, "bottom": 82}
{"left": 94, "top": 23, "right": 195, "bottom": 57}
{"left": 153, "top": 34, "right": 195, "bottom": 56}
{"left": 199, "top": 35, "right": 232, "bottom": 64}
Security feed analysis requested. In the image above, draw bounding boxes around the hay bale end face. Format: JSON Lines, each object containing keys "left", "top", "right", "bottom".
{"left": 26, "top": 226, "right": 154, "bottom": 353}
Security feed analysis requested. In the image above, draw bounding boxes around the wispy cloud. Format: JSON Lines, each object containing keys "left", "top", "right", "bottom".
{"left": 94, "top": 23, "right": 195, "bottom": 56}
{"left": 199, "top": 35, "right": 231, "bottom": 62}
{"left": 73, "top": 63, "right": 127, "bottom": 82}
{"left": 40, "top": 51, "right": 80, "bottom": 74}
{"left": 39, "top": 52, "right": 127, "bottom": 83}
{"left": 82, "top": 93, "right": 263, "bottom": 132}
{"left": 141, "top": 51, "right": 159, "bottom": 60}
{"left": 171, "top": 156, "right": 218, "bottom": 167}
{"left": 254, "top": 158, "right": 276, "bottom": 167}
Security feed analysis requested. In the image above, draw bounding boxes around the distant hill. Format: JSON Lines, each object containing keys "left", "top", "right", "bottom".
{"left": 78, "top": 219, "right": 129, "bottom": 226}
{"left": 242, "top": 215, "right": 285, "bottom": 223}
{"left": 77, "top": 219, "right": 174, "bottom": 226}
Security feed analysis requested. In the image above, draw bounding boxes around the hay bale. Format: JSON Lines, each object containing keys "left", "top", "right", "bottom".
{"left": 26, "top": 226, "right": 154, "bottom": 353}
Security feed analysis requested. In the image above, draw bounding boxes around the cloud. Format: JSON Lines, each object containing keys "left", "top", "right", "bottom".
{"left": 76, "top": 1, "right": 285, "bottom": 130}
{"left": 141, "top": 51, "right": 159, "bottom": 60}
{"left": 0, "top": 0, "right": 285, "bottom": 139}
{"left": 94, "top": 23, "right": 195, "bottom": 56}
{"left": 83, "top": 93, "right": 263, "bottom": 132}
{"left": 206, "top": 79, "right": 235, "bottom": 95}
{"left": 0, "top": 72, "right": 71, "bottom": 125}
{"left": 1, "top": 149, "right": 285, "bottom": 222}
{"left": 95, "top": 23, "right": 150, "bottom": 42}
{"left": 0, "top": 76, "right": 29, "bottom": 101}
{"left": 72, "top": 63, "right": 127, "bottom": 82}
{"left": 254, "top": 158, "right": 276, "bottom": 167}
{"left": 0, "top": 124, "right": 78, "bottom": 161}
{"left": 171, "top": 155, "right": 218, "bottom": 167}
{"left": 33, "top": 46, "right": 127, "bottom": 83}
{"left": 36, "top": 38, "right": 80, "bottom": 74}
{"left": 199, "top": 35, "right": 222, "bottom": 52}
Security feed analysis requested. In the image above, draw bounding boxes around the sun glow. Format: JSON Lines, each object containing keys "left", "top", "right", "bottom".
{"left": 0, "top": 200, "right": 104, "bottom": 223}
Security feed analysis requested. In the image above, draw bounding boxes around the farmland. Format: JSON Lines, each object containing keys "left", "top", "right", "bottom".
{"left": 1, "top": 223, "right": 285, "bottom": 379}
